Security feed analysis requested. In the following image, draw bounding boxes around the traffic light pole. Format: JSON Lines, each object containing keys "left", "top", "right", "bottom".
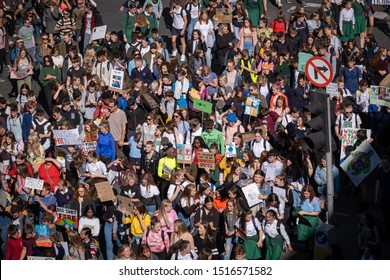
{"left": 325, "top": 95, "right": 334, "bottom": 225}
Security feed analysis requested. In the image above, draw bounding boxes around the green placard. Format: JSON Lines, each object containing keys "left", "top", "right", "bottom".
{"left": 193, "top": 99, "right": 213, "bottom": 114}
{"left": 298, "top": 52, "right": 313, "bottom": 72}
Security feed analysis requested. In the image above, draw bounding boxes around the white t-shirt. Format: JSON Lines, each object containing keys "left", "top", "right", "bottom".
{"left": 140, "top": 184, "right": 160, "bottom": 199}
{"left": 173, "top": 7, "right": 187, "bottom": 29}
{"left": 194, "top": 21, "right": 214, "bottom": 46}
{"left": 86, "top": 161, "right": 107, "bottom": 175}
{"left": 235, "top": 217, "right": 262, "bottom": 237}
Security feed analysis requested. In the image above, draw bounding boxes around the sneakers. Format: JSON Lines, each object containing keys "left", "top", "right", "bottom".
{"left": 278, "top": 3, "right": 283, "bottom": 9}
{"left": 0, "top": 78, "right": 5, "bottom": 83}
{"left": 7, "top": 65, "right": 12, "bottom": 72}
{"left": 286, "top": 0, "right": 291, "bottom": 3}
{"left": 172, "top": 49, "right": 178, "bottom": 56}
{"left": 180, "top": 54, "right": 186, "bottom": 62}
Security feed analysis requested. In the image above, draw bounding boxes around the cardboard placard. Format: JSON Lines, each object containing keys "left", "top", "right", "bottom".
{"left": 241, "top": 132, "right": 256, "bottom": 143}
{"left": 57, "top": 207, "right": 78, "bottom": 229}
{"left": 193, "top": 99, "right": 213, "bottom": 114}
{"left": 95, "top": 181, "right": 116, "bottom": 202}
{"left": 0, "top": 189, "right": 9, "bottom": 208}
{"left": 53, "top": 129, "right": 82, "bottom": 146}
{"left": 340, "top": 128, "right": 371, "bottom": 164}
{"left": 215, "top": 8, "right": 232, "bottom": 24}
{"left": 244, "top": 97, "right": 260, "bottom": 117}
{"left": 90, "top": 25, "right": 107, "bottom": 41}
{"left": 109, "top": 70, "right": 125, "bottom": 92}
{"left": 340, "top": 140, "right": 381, "bottom": 187}
{"left": 27, "top": 256, "right": 55, "bottom": 260}
{"left": 25, "top": 177, "right": 44, "bottom": 190}
{"left": 177, "top": 144, "right": 192, "bottom": 164}
{"left": 82, "top": 142, "right": 97, "bottom": 155}
{"left": 197, "top": 152, "right": 216, "bottom": 170}
{"left": 117, "top": 195, "right": 134, "bottom": 214}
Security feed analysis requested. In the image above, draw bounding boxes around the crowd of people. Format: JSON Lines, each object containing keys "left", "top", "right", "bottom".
{"left": 0, "top": 0, "right": 389, "bottom": 261}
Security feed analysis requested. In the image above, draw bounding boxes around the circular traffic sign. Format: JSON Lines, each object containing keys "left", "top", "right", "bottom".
{"left": 305, "top": 56, "right": 333, "bottom": 88}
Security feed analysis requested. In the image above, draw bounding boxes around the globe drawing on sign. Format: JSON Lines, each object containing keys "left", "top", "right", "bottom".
{"left": 347, "top": 150, "right": 374, "bottom": 176}
{"left": 58, "top": 219, "right": 77, "bottom": 229}
{"left": 228, "top": 146, "right": 234, "bottom": 152}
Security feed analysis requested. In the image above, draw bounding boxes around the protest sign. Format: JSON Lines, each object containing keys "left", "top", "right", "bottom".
{"left": 109, "top": 70, "right": 125, "bottom": 91}
{"left": 340, "top": 128, "right": 371, "bottom": 163}
{"left": 117, "top": 195, "right": 134, "bottom": 214}
{"left": 265, "top": 167, "right": 276, "bottom": 182}
{"left": 326, "top": 83, "right": 338, "bottom": 97}
{"left": 241, "top": 132, "right": 256, "bottom": 143}
{"left": 197, "top": 152, "right": 216, "bottom": 170}
{"left": 340, "top": 140, "right": 381, "bottom": 187}
{"left": 215, "top": 8, "right": 232, "bottom": 24}
{"left": 90, "top": 25, "right": 107, "bottom": 41}
{"left": 244, "top": 97, "right": 260, "bottom": 117}
{"left": 177, "top": 144, "right": 192, "bottom": 164}
{"left": 0, "top": 189, "right": 9, "bottom": 208}
{"left": 95, "top": 181, "right": 116, "bottom": 202}
{"left": 372, "top": 0, "right": 390, "bottom": 4}
{"left": 370, "top": 85, "right": 390, "bottom": 108}
{"left": 225, "top": 142, "right": 237, "bottom": 158}
{"left": 298, "top": 52, "right": 313, "bottom": 72}
{"left": 57, "top": 207, "right": 78, "bottom": 229}
{"left": 25, "top": 177, "right": 44, "bottom": 190}
{"left": 241, "top": 183, "right": 261, "bottom": 207}
{"left": 27, "top": 256, "right": 55, "bottom": 260}
{"left": 53, "top": 129, "right": 82, "bottom": 146}
{"left": 193, "top": 99, "right": 213, "bottom": 114}
{"left": 272, "top": 186, "right": 287, "bottom": 201}
{"left": 82, "top": 142, "right": 97, "bottom": 155}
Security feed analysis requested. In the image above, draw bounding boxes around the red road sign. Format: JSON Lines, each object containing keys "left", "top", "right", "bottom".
{"left": 305, "top": 56, "right": 333, "bottom": 88}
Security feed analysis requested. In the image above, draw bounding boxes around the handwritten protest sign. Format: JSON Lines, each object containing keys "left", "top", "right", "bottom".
{"left": 53, "top": 129, "right": 82, "bottom": 146}
{"left": 109, "top": 70, "right": 125, "bottom": 91}
{"left": 244, "top": 97, "right": 260, "bottom": 117}
{"left": 95, "top": 181, "right": 116, "bottom": 202}
{"left": 326, "top": 83, "right": 338, "bottom": 97}
{"left": 27, "top": 256, "right": 55, "bottom": 260}
{"left": 193, "top": 99, "right": 213, "bottom": 114}
{"left": 117, "top": 195, "right": 134, "bottom": 214}
{"left": 82, "top": 142, "right": 97, "bottom": 155}
{"left": 242, "top": 183, "right": 261, "bottom": 207}
{"left": 25, "top": 177, "right": 44, "bottom": 190}
{"left": 57, "top": 207, "right": 78, "bottom": 229}
{"left": 215, "top": 8, "right": 232, "bottom": 24}
{"left": 0, "top": 189, "right": 9, "bottom": 208}
{"left": 272, "top": 186, "right": 287, "bottom": 201}
{"left": 177, "top": 144, "right": 192, "bottom": 164}
{"left": 298, "top": 52, "right": 313, "bottom": 72}
{"left": 370, "top": 85, "right": 390, "bottom": 108}
{"left": 372, "top": 0, "right": 390, "bottom": 4}
{"left": 197, "top": 152, "right": 216, "bottom": 170}
{"left": 90, "top": 25, "right": 107, "bottom": 41}
{"left": 341, "top": 140, "right": 380, "bottom": 187}
{"left": 340, "top": 128, "right": 371, "bottom": 163}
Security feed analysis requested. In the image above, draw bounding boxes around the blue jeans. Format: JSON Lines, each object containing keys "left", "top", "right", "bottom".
{"left": 234, "top": 26, "right": 240, "bottom": 39}
{"left": 224, "top": 235, "right": 237, "bottom": 260}
{"left": 83, "top": 33, "right": 91, "bottom": 53}
{"left": 104, "top": 221, "right": 114, "bottom": 260}
{"left": 0, "top": 226, "right": 8, "bottom": 259}
{"left": 243, "top": 41, "right": 253, "bottom": 57}
{"left": 187, "top": 18, "right": 199, "bottom": 41}
{"left": 178, "top": 212, "right": 190, "bottom": 228}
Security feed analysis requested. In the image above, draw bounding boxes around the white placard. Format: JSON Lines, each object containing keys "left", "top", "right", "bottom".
{"left": 53, "top": 129, "right": 82, "bottom": 146}
{"left": 109, "top": 70, "right": 125, "bottom": 90}
{"left": 90, "top": 25, "right": 107, "bottom": 41}
{"left": 241, "top": 183, "right": 261, "bottom": 207}
{"left": 25, "top": 177, "right": 44, "bottom": 190}
{"left": 265, "top": 167, "right": 276, "bottom": 182}
{"left": 82, "top": 142, "right": 97, "bottom": 155}
{"left": 326, "top": 83, "right": 338, "bottom": 97}
{"left": 225, "top": 142, "right": 237, "bottom": 158}
{"left": 272, "top": 186, "right": 287, "bottom": 201}
{"left": 372, "top": 0, "right": 390, "bottom": 4}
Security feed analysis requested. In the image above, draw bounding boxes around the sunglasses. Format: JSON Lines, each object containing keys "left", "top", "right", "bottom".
{"left": 173, "top": 115, "right": 179, "bottom": 118}
{"left": 147, "top": 118, "right": 152, "bottom": 120}
{"left": 63, "top": 13, "right": 70, "bottom": 15}
{"left": 42, "top": 38, "right": 48, "bottom": 41}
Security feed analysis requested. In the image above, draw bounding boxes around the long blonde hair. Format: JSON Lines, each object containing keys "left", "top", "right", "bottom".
{"left": 156, "top": 199, "right": 173, "bottom": 229}
{"left": 67, "top": 230, "right": 85, "bottom": 253}
{"left": 27, "top": 135, "right": 43, "bottom": 158}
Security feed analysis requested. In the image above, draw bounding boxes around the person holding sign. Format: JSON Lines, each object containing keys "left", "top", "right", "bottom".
{"left": 235, "top": 210, "right": 263, "bottom": 260}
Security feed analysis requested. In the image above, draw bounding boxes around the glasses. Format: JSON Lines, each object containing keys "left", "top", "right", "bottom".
{"left": 108, "top": 105, "right": 115, "bottom": 109}
{"left": 45, "top": 60, "right": 50, "bottom": 62}
{"left": 147, "top": 118, "right": 152, "bottom": 121}
{"left": 173, "top": 115, "right": 179, "bottom": 118}
{"left": 345, "top": 111, "right": 353, "bottom": 114}
{"left": 42, "top": 38, "right": 48, "bottom": 41}
{"left": 250, "top": 89, "right": 256, "bottom": 92}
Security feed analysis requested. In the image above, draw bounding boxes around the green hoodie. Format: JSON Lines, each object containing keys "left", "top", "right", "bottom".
{"left": 202, "top": 128, "right": 225, "bottom": 155}
{"left": 38, "top": 65, "right": 61, "bottom": 86}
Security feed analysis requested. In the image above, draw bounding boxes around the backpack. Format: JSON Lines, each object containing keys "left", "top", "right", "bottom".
{"left": 85, "top": 91, "right": 99, "bottom": 106}
{"left": 84, "top": 238, "right": 101, "bottom": 260}
{"left": 185, "top": 2, "right": 200, "bottom": 16}
{"left": 250, "top": 139, "right": 268, "bottom": 151}
{"left": 174, "top": 250, "right": 195, "bottom": 260}
{"left": 146, "top": 229, "right": 166, "bottom": 250}
{"left": 272, "top": 19, "right": 288, "bottom": 33}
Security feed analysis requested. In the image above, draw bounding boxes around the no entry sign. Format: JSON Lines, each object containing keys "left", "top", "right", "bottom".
{"left": 305, "top": 56, "right": 333, "bottom": 88}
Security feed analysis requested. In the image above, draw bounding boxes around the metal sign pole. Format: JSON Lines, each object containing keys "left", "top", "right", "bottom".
{"left": 325, "top": 94, "right": 334, "bottom": 225}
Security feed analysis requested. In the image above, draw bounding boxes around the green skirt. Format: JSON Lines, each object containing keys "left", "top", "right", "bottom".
{"left": 239, "top": 234, "right": 262, "bottom": 260}
{"left": 265, "top": 235, "right": 284, "bottom": 260}
{"left": 247, "top": 9, "right": 261, "bottom": 27}
{"left": 340, "top": 20, "right": 354, "bottom": 42}
{"left": 354, "top": 15, "right": 366, "bottom": 34}
{"left": 297, "top": 215, "right": 319, "bottom": 241}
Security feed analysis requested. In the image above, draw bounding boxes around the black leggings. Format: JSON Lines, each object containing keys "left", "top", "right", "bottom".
{"left": 0, "top": 48, "right": 5, "bottom": 72}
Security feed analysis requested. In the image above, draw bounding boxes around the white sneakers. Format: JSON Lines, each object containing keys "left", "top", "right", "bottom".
{"left": 172, "top": 49, "right": 178, "bottom": 56}
{"left": 180, "top": 54, "right": 186, "bottom": 62}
